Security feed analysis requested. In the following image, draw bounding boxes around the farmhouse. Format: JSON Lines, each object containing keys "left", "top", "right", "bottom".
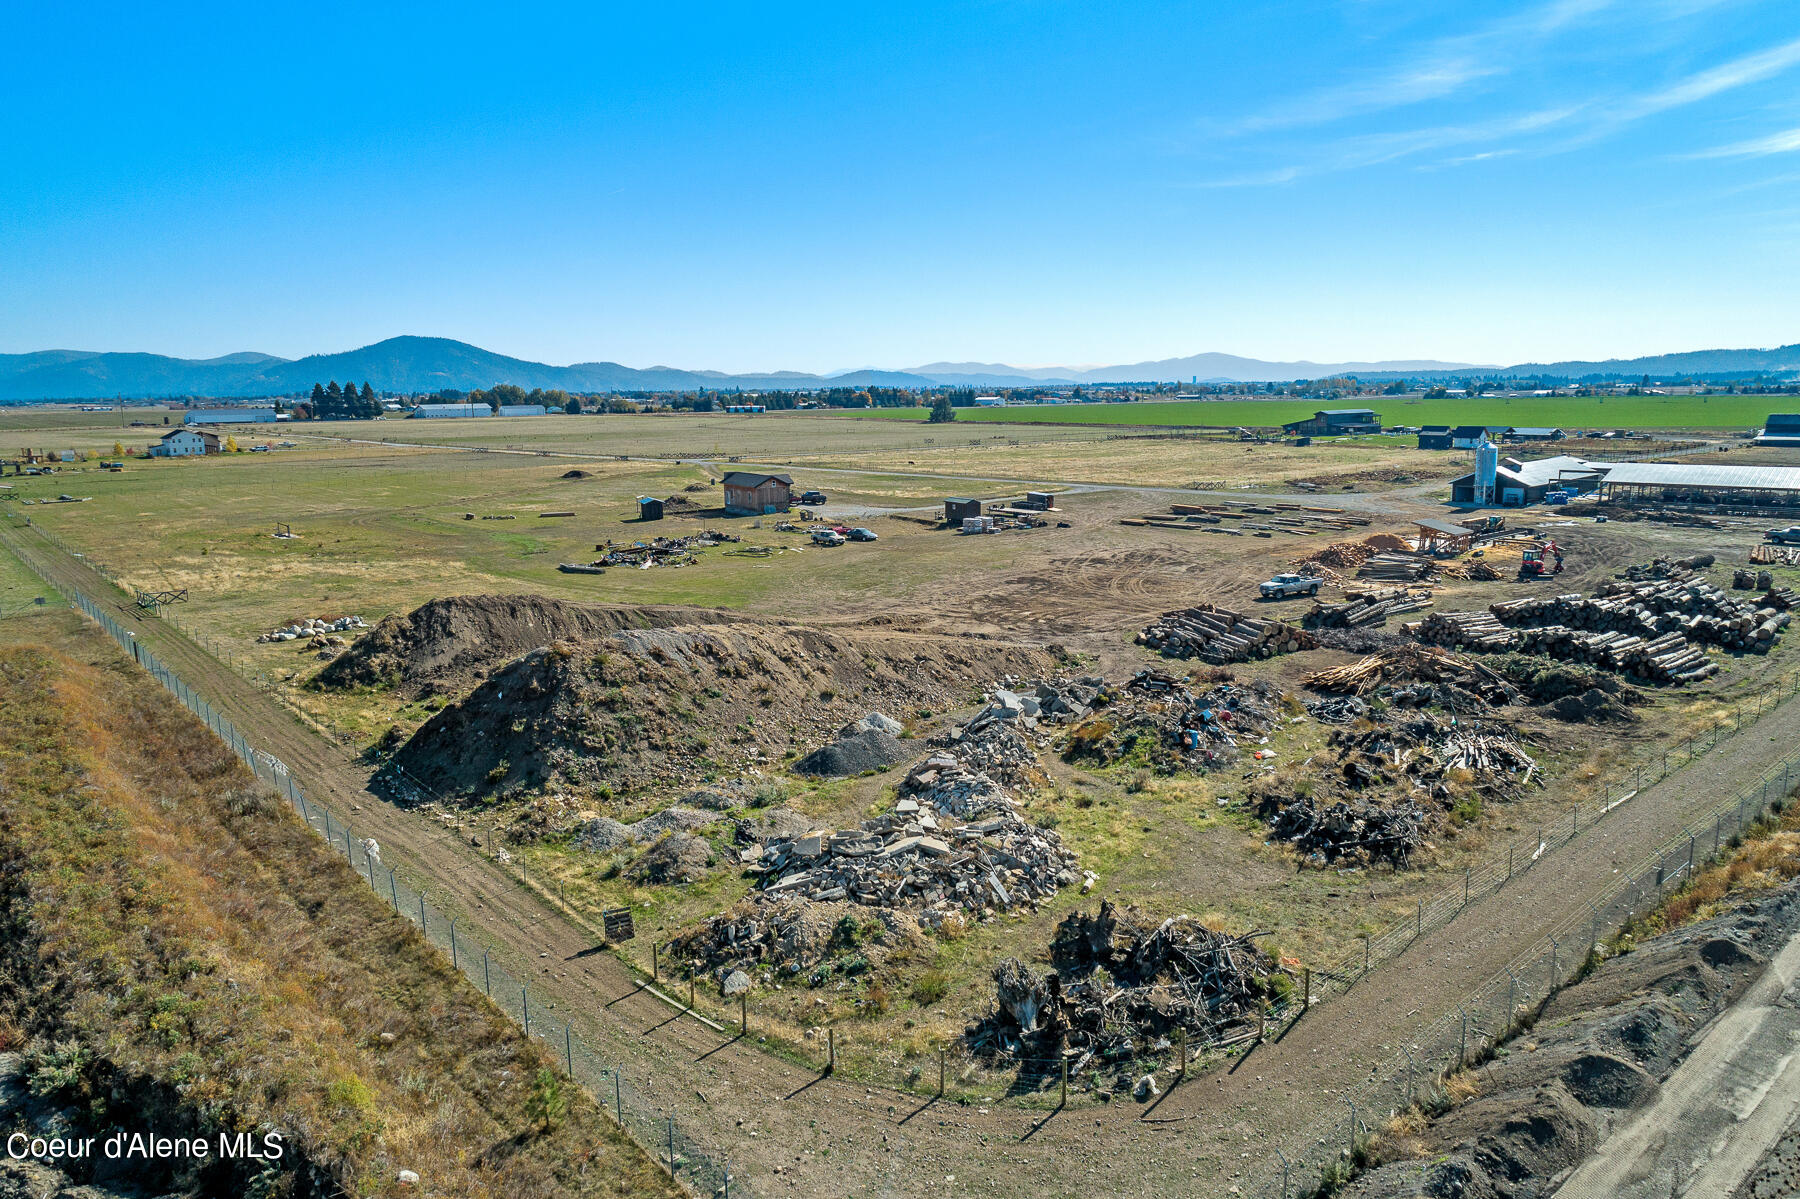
{"left": 1281, "top": 408, "right": 1382, "bottom": 436}
{"left": 722, "top": 471, "right": 793, "bottom": 515}
{"left": 150, "top": 429, "right": 220, "bottom": 457}
{"left": 1417, "top": 425, "right": 1454, "bottom": 450}
{"left": 1448, "top": 453, "right": 1604, "bottom": 506}
{"left": 185, "top": 408, "right": 276, "bottom": 425}
{"left": 1754, "top": 414, "right": 1800, "bottom": 447}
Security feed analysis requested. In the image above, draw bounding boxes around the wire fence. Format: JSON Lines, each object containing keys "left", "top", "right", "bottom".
{"left": 1246, "top": 736, "right": 1800, "bottom": 1199}
{"left": 20, "top": 569, "right": 744, "bottom": 1198}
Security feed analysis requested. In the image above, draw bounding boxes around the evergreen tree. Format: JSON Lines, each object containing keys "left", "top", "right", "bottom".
{"left": 927, "top": 394, "right": 956, "bottom": 423}
{"left": 310, "top": 382, "right": 327, "bottom": 412}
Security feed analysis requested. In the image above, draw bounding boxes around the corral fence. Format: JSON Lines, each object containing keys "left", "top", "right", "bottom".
{"left": 24, "top": 574, "right": 743, "bottom": 1198}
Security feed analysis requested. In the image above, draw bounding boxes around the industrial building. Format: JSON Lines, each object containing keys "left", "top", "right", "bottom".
{"left": 410, "top": 403, "right": 547, "bottom": 418}
{"left": 185, "top": 408, "right": 276, "bottom": 425}
{"left": 1281, "top": 408, "right": 1382, "bottom": 436}
{"left": 1592, "top": 462, "right": 1800, "bottom": 509}
{"left": 1754, "top": 414, "right": 1800, "bottom": 447}
{"left": 721, "top": 471, "right": 793, "bottom": 515}
{"left": 1448, "top": 442, "right": 1604, "bottom": 506}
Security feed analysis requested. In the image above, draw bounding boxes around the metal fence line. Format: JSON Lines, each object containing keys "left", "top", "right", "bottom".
{"left": 6, "top": 554, "right": 738, "bottom": 1198}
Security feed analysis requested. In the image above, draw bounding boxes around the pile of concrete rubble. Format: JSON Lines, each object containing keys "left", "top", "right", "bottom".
{"left": 257, "top": 614, "right": 367, "bottom": 643}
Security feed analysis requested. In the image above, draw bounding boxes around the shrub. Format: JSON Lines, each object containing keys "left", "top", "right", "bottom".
{"left": 911, "top": 970, "right": 951, "bottom": 1006}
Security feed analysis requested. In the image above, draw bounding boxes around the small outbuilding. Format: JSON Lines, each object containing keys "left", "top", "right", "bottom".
{"left": 944, "top": 497, "right": 982, "bottom": 524}
{"left": 636, "top": 496, "right": 665, "bottom": 521}
{"left": 1417, "top": 425, "right": 1453, "bottom": 450}
{"left": 1414, "top": 517, "right": 1474, "bottom": 554}
{"left": 1508, "top": 427, "right": 1566, "bottom": 442}
{"left": 722, "top": 471, "right": 793, "bottom": 515}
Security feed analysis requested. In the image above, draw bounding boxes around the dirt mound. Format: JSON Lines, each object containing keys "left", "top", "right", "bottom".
{"left": 561, "top": 469, "right": 592, "bottom": 479}
{"left": 794, "top": 727, "right": 910, "bottom": 776}
{"left": 379, "top": 623, "right": 1057, "bottom": 804}
{"left": 314, "top": 594, "right": 743, "bottom": 696}
{"left": 629, "top": 832, "right": 715, "bottom": 884}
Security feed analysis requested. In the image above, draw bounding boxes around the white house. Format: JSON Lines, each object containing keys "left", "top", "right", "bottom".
{"left": 150, "top": 429, "right": 220, "bottom": 457}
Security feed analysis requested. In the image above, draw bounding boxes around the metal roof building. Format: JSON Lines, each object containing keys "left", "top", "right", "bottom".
{"left": 1595, "top": 462, "right": 1800, "bottom": 502}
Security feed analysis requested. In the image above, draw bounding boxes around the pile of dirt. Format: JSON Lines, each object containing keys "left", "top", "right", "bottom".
{"left": 560, "top": 469, "right": 592, "bottom": 478}
{"left": 794, "top": 718, "right": 911, "bottom": 777}
{"left": 628, "top": 832, "right": 715, "bottom": 884}
{"left": 376, "top": 619, "right": 1058, "bottom": 804}
{"left": 1344, "top": 886, "right": 1800, "bottom": 1199}
{"left": 314, "top": 594, "right": 741, "bottom": 697}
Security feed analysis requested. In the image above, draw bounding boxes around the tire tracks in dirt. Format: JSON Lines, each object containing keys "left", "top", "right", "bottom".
{"left": 6, "top": 517, "right": 1800, "bottom": 1198}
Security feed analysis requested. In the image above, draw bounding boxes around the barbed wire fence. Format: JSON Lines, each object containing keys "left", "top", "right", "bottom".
{"left": 11, "top": 560, "right": 743, "bottom": 1197}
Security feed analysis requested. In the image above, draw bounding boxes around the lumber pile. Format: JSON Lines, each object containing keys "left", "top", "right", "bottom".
{"left": 1498, "top": 576, "right": 1787, "bottom": 655}
{"left": 1137, "top": 604, "right": 1315, "bottom": 662}
{"left": 1302, "top": 645, "right": 1511, "bottom": 697}
{"left": 1304, "top": 585, "right": 1433, "bottom": 629}
{"left": 1357, "top": 552, "right": 1435, "bottom": 582}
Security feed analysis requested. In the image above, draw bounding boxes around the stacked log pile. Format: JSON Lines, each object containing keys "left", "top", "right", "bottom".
{"left": 1751, "top": 544, "right": 1800, "bottom": 566}
{"left": 1357, "top": 553, "right": 1436, "bottom": 582}
{"left": 1304, "top": 586, "right": 1433, "bottom": 629}
{"left": 1138, "top": 604, "right": 1315, "bottom": 662}
{"left": 1417, "top": 610, "right": 1519, "bottom": 650}
{"left": 1499, "top": 576, "right": 1787, "bottom": 656}
{"left": 1302, "top": 645, "right": 1512, "bottom": 698}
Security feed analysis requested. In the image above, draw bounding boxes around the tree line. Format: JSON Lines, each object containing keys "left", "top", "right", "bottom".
{"left": 303, "top": 381, "right": 381, "bottom": 419}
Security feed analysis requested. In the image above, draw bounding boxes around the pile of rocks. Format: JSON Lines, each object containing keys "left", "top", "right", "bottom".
{"left": 257, "top": 614, "right": 367, "bottom": 643}
{"left": 795, "top": 713, "right": 909, "bottom": 777}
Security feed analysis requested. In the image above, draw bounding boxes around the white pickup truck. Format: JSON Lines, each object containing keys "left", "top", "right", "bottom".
{"left": 1259, "top": 572, "right": 1322, "bottom": 599}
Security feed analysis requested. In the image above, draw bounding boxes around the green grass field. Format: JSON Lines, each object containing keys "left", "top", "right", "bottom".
{"left": 849, "top": 393, "right": 1785, "bottom": 431}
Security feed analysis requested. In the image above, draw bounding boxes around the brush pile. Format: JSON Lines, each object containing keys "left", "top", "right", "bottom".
{"left": 974, "top": 902, "right": 1279, "bottom": 1065}
{"left": 1303, "top": 644, "right": 1517, "bottom": 707}
{"left": 1267, "top": 796, "right": 1428, "bottom": 865}
{"left": 1138, "top": 604, "right": 1315, "bottom": 662}
{"left": 1062, "top": 675, "right": 1280, "bottom": 773}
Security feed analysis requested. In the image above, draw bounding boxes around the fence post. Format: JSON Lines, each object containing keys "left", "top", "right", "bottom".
{"left": 1060, "top": 1056, "right": 1068, "bottom": 1106}
{"left": 389, "top": 868, "right": 398, "bottom": 910}
{"left": 523, "top": 987, "right": 530, "bottom": 1037}
{"left": 938, "top": 1049, "right": 945, "bottom": 1097}
{"left": 1459, "top": 1008, "right": 1467, "bottom": 1067}
{"left": 1549, "top": 938, "right": 1559, "bottom": 991}
{"left": 1415, "top": 900, "right": 1422, "bottom": 939}
{"left": 1303, "top": 968, "right": 1311, "bottom": 1012}
{"left": 667, "top": 1114, "right": 675, "bottom": 1177}
{"left": 1463, "top": 866, "right": 1470, "bottom": 907}
{"left": 483, "top": 950, "right": 491, "bottom": 997}
{"left": 450, "top": 918, "right": 458, "bottom": 970}
{"left": 565, "top": 1024, "right": 573, "bottom": 1075}
{"left": 615, "top": 1071, "right": 623, "bottom": 1123}
{"left": 740, "top": 994, "right": 747, "bottom": 1035}
{"left": 1177, "top": 1029, "right": 1187, "bottom": 1082}
{"left": 827, "top": 1028, "right": 835, "bottom": 1073}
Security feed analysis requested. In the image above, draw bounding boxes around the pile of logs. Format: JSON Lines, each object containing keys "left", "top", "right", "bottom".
{"left": 1357, "top": 553, "right": 1436, "bottom": 582}
{"left": 1501, "top": 576, "right": 1788, "bottom": 655}
{"left": 1304, "top": 586, "right": 1432, "bottom": 629}
{"left": 1138, "top": 604, "right": 1315, "bottom": 663}
{"left": 1416, "top": 610, "right": 1519, "bottom": 650}
{"left": 1505, "top": 626, "right": 1717, "bottom": 682}
{"left": 1750, "top": 544, "right": 1800, "bottom": 566}
{"left": 1733, "top": 569, "right": 1776, "bottom": 591}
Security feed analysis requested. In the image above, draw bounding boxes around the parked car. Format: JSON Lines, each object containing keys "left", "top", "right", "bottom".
{"left": 798, "top": 490, "right": 828, "bottom": 505}
{"left": 809, "top": 528, "right": 845, "bottom": 546}
{"left": 1767, "top": 527, "right": 1800, "bottom": 544}
{"left": 1259, "top": 572, "right": 1322, "bottom": 599}
{"left": 846, "top": 527, "right": 878, "bottom": 541}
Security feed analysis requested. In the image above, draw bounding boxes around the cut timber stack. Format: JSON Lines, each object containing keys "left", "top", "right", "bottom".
{"left": 1357, "top": 553, "right": 1435, "bottom": 582}
{"left": 1418, "top": 610, "right": 1519, "bottom": 650}
{"left": 1304, "top": 590, "right": 1432, "bottom": 629}
{"left": 1750, "top": 544, "right": 1800, "bottom": 566}
{"left": 1507, "top": 626, "right": 1718, "bottom": 683}
{"left": 1138, "top": 604, "right": 1316, "bottom": 663}
{"left": 1493, "top": 577, "right": 1789, "bottom": 654}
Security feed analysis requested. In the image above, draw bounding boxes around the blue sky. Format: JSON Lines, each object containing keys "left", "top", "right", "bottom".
{"left": 3, "top": 1, "right": 1798, "bottom": 371}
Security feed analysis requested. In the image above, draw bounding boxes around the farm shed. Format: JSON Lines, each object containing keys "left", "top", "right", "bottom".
{"left": 1507, "top": 427, "right": 1565, "bottom": 442}
{"left": 412, "top": 404, "right": 491, "bottom": 418}
{"left": 185, "top": 408, "right": 276, "bottom": 425}
{"left": 150, "top": 429, "right": 220, "bottom": 457}
{"left": 636, "top": 496, "right": 664, "bottom": 521}
{"left": 1414, "top": 517, "right": 1474, "bottom": 554}
{"left": 1754, "top": 414, "right": 1800, "bottom": 447}
{"left": 1449, "top": 454, "right": 1605, "bottom": 506}
{"left": 1281, "top": 408, "right": 1382, "bottom": 436}
{"left": 1594, "top": 462, "right": 1800, "bottom": 509}
{"left": 722, "top": 471, "right": 793, "bottom": 515}
{"left": 1451, "top": 425, "right": 1512, "bottom": 449}
{"left": 496, "top": 404, "right": 547, "bottom": 417}
{"left": 1417, "top": 425, "right": 1453, "bottom": 450}
{"left": 944, "top": 497, "right": 982, "bottom": 523}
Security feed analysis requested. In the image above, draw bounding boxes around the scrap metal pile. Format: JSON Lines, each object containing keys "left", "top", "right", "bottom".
{"left": 1138, "top": 603, "right": 1315, "bottom": 662}
{"left": 1062, "top": 672, "right": 1280, "bottom": 773}
{"left": 593, "top": 531, "right": 740, "bottom": 569}
{"left": 975, "top": 902, "right": 1278, "bottom": 1065}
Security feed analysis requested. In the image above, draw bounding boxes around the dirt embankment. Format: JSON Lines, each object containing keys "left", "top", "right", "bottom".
{"left": 379, "top": 617, "right": 1060, "bottom": 805}
{"left": 1346, "top": 887, "right": 1800, "bottom": 1198}
{"left": 315, "top": 593, "right": 744, "bottom": 696}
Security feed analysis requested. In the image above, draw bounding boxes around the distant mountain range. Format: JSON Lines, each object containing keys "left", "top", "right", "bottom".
{"left": 1, "top": 335, "right": 1796, "bottom": 400}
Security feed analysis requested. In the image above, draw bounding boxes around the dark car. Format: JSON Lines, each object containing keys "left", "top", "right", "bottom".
{"left": 846, "top": 527, "right": 878, "bottom": 541}
{"left": 798, "top": 490, "right": 828, "bottom": 505}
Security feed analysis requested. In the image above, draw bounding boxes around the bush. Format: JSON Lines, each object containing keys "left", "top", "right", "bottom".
{"left": 911, "top": 970, "right": 952, "bottom": 1006}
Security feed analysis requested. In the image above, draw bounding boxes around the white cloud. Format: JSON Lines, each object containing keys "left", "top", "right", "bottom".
{"left": 1692, "top": 126, "right": 1800, "bottom": 157}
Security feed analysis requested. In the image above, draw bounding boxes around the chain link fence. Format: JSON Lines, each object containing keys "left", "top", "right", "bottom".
{"left": 19, "top": 566, "right": 744, "bottom": 1197}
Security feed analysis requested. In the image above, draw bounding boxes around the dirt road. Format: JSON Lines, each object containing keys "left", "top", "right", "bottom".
{"left": 6, "top": 516, "right": 1799, "bottom": 1198}
{"left": 1551, "top": 921, "right": 1800, "bottom": 1199}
